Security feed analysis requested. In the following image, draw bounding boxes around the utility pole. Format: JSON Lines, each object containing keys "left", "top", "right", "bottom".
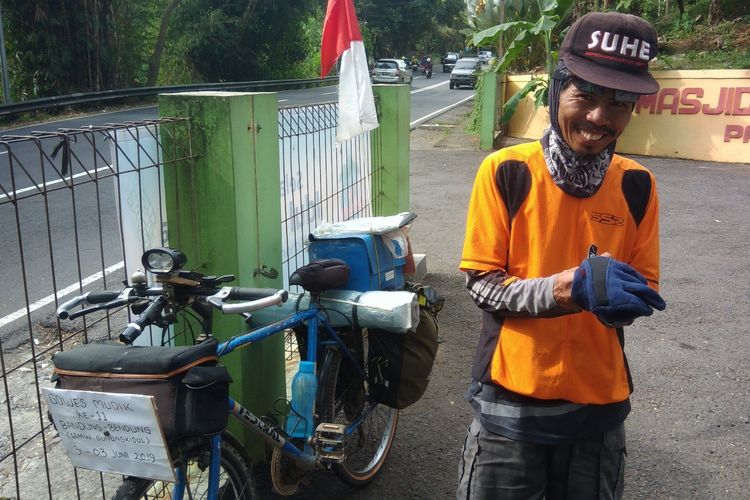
{"left": 0, "top": 4, "right": 12, "bottom": 104}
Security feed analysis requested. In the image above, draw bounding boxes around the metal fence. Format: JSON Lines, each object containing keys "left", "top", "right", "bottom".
{"left": 278, "top": 101, "right": 381, "bottom": 287}
{"left": 0, "top": 101, "right": 379, "bottom": 499}
{"left": 0, "top": 118, "right": 194, "bottom": 499}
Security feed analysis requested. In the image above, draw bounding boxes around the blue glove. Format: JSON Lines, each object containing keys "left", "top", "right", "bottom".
{"left": 572, "top": 256, "right": 666, "bottom": 323}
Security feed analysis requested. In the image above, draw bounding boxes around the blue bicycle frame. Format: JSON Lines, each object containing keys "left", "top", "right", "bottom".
{"left": 173, "top": 300, "right": 368, "bottom": 500}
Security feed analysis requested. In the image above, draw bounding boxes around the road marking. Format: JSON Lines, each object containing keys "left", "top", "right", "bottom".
{"left": 0, "top": 166, "right": 112, "bottom": 202}
{"left": 411, "top": 81, "right": 448, "bottom": 94}
{"left": 410, "top": 94, "right": 474, "bottom": 130}
{"left": 0, "top": 261, "right": 124, "bottom": 329}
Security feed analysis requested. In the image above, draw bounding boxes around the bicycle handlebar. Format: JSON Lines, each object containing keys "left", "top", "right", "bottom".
{"left": 58, "top": 283, "right": 288, "bottom": 344}
{"left": 57, "top": 290, "right": 131, "bottom": 320}
{"left": 206, "top": 287, "right": 288, "bottom": 314}
{"left": 119, "top": 295, "right": 168, "bottom": 344}
{"left": 220, "top": 290, "right": 288, "bottom": 314}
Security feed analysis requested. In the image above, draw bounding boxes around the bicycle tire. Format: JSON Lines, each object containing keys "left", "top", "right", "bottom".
{"left": 111, "top": 436, "right": 257, "bottom": 500}
{"left": 318, "top": 329, "right": 399, "bottom": 487}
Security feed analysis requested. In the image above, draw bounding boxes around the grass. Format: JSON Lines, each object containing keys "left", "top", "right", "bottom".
{"left": 651, "top": 14, "right": 750, "bottom": 70}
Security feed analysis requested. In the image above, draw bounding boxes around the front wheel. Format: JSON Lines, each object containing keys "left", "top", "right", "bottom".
{"left": 318, "top": 331, "right": 398, "bottom": 487}
{"left": 112, "top": 436, "right": 256, "bottom": 500}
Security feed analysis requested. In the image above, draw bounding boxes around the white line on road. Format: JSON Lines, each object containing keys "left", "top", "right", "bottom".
{"left": 0, "top": 261, "right": 124, "bottom": 329}
{"left": 410, "top": 94, "right": 474, "bottom": 130}
{"left": 410, "top": 81, "right": 449, "bottom": 94}
{"left": 0, "top": 166, "right": 112, "bottom": 202}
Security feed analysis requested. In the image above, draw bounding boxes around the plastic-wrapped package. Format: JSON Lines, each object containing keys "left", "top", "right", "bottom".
{"left": 310, "top": 212, "right": 416, "bottom": 238}
{"left": 246, "top": 290, "right": 419, "bottom": 334}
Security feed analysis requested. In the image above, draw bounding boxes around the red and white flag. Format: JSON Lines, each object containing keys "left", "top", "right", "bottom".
{"left": 321, "top": 0, "right": 378, "bottom": 142}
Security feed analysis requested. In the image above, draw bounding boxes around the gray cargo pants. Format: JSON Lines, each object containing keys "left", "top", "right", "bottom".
{"left": 456, "top": 419, "right": 626, "bottom": 500}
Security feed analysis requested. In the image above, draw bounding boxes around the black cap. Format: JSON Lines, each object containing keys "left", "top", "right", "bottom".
{"left": 559, "top": 12, "right": 659, "bottom": 95}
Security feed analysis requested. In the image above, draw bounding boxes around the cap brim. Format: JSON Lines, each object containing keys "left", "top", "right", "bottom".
{"left": 563, "top": 54, "right": 660, "bottom": 95}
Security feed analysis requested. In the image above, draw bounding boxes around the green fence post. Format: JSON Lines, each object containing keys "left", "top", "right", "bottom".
{"left": 372, "top": 84, "right": 410, "bottom": 216}
{"left": 480, "top": 71, "right": 499, "bottom": 150}
{"left": 158, "top": 91, "right": 285, "bottom": 463}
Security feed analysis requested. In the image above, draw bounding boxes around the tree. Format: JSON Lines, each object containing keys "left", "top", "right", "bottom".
{"left": 470, "top": 0, "right": 574, "bottom": 123}
{"left": 162, "top": 0, "right": 321, "bottom": 83}
{"left": 2, "top": 0, "right": 162, "bottom": 98}
{"left": 147, "top": 0, "right": 181, "bottom": 86}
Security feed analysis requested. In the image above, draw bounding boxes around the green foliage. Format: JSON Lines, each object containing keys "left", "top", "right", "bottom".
{"left": 470, "top": 0, "right": 573, "bottom": 124}
{"left": 162, "top": 0, "right": 321, "bottom": 83}
{"left": 499, "top": 77, "right": 546, "bottom": 124}
{"left": 356, "top": 0, "right": 463, "bottom": 58}
{"left": 465, "top": 72, "right": 484, "bottom": 135}
{"left": 2, "top": 0, "right": 163, "bottom": 98}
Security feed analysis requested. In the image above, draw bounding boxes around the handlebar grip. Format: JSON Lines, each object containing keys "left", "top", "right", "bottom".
{"left": 221, "top": 290, "right": 288, "bottom": 315}
{"left": 118, "top": 296, "right": 167, "bottom": 344}
{"left": 57, "top": 295, "right": 87, "bottom": 320}
{"left": 226, "top": 287, "right": 286, "bottom": 301}
{"left": 85, "top": 291, "right": 122, "bottom": 304}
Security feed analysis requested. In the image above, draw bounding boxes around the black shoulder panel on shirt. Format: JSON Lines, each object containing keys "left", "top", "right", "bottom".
{"left": 495, "top": 160, "right": 532, "bottom": 222}
{"left": 621, "top": 170, "right": 652, "bottom": 227}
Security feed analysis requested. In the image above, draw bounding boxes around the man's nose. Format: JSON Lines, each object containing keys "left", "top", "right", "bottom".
{"left": 586, "top": 102, "right": 610, "bottom": 126}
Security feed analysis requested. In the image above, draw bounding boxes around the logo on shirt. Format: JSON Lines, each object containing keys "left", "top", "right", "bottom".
{"left": 592, "top": 212, "right": 624, "bottom": 226}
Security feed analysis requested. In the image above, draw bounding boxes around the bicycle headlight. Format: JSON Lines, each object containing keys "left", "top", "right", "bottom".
{"left": 141, "top": 248, "right": 187, "bottom": 274}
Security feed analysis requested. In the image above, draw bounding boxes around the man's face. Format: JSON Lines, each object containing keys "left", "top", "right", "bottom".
{"left": 557, "top": 80, "right": 635, "bottom": 156}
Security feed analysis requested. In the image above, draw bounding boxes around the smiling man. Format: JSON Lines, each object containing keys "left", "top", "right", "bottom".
{"left": 456, "top": 12, "right": 667, "bottom": 500}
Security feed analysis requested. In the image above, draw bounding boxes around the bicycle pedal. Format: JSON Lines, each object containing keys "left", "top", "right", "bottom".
{"left": 311, "top": 423, "right": 346, "bottom": 463}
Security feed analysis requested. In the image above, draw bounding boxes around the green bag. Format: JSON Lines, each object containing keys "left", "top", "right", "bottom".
{"left": 367, "top": 285, "right": 442, "bottom": 409}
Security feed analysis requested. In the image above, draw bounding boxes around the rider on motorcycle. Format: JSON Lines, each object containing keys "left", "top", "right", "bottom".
{"left": 424, "top": 58, "right": 433, "bottom": 78}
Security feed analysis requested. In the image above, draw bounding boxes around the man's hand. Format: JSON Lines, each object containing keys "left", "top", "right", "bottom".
{"left": 571, "top": 256, "right": 666, "bottom": 323}
{"left": 553, "top": 267, "right": 580, "bottom": 311}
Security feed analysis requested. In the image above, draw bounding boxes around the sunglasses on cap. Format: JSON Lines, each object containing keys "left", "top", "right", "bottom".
{"left": 570, "top": 78, "right": 641, "bottom": 104}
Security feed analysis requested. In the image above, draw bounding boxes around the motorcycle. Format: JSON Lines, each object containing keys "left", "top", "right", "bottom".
{"left": 425, "top": 66, "right": 432, "bottom": 79}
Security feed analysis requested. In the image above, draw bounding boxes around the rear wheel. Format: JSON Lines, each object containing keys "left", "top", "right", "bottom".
{"left": 318, "top": 330, "right": 398, "bottom": 487}
{"left": 112, "top": 436, "right": 256, "bottom": 500}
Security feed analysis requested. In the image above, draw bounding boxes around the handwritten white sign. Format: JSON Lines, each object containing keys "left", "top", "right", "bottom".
{"left": 43, "top": 388, "right": 175, "bottom": 482}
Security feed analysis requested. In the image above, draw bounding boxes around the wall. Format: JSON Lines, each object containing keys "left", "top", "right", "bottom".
{"left": 504, "top": 69, "right": 750, "bottom": 163}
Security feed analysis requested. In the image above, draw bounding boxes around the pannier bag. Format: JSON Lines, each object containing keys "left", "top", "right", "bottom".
{"left": 367, "top": 284, "right": 442, "bottom": 409}
{"left": 51, "top": 338, "right": 231, "bottom": 439}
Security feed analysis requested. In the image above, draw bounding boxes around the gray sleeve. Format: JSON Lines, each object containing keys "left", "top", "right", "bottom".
{"left": 465, "top": 269, "right": 576, "bottom": 318}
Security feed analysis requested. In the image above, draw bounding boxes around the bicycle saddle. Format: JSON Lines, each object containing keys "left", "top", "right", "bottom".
{"left": 290, "top": 259, "right": 350, "bottom": 292}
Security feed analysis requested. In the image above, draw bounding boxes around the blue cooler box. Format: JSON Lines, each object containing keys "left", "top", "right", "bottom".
{"left": 308, "top": 234, "right": 406, "bottom": 291}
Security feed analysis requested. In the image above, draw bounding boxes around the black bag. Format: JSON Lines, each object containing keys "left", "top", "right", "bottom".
{"left": 51, "top": 338, "right": 231, "bottom": 439}
{"left": 367, "top": 285, "right": 441, "bottom": 409}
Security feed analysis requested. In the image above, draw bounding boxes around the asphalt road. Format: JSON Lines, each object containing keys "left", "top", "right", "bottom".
{"left": 261, "top": 103, "right": 750, "bottom": 499}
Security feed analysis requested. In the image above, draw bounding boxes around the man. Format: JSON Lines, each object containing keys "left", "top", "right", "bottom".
{"left": 457, "top": 12, "right": 667, "bottom": 499}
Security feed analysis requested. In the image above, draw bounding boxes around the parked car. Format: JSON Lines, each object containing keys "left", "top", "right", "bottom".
{"left": 371, "top": 59, "right": 413, "bottom": 85}
{"left": 450, "top": 57, "right": 481, "bottom": 89}
{"left": 442, "top": 52, "right": 460, "bottom": 73}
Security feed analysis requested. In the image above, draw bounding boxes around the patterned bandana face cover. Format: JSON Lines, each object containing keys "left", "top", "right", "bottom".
{"left": 542, "top": 60, "right": 615, "bottom": 198}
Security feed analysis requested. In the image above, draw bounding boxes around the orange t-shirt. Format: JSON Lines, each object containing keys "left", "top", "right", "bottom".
{"left": 461, "top": 141, "right": 660, "bottom": 404}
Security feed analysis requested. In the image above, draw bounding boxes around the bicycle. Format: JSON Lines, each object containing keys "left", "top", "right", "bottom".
{"left": 54, "top": 247, "right": 400, "bottom": 499}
